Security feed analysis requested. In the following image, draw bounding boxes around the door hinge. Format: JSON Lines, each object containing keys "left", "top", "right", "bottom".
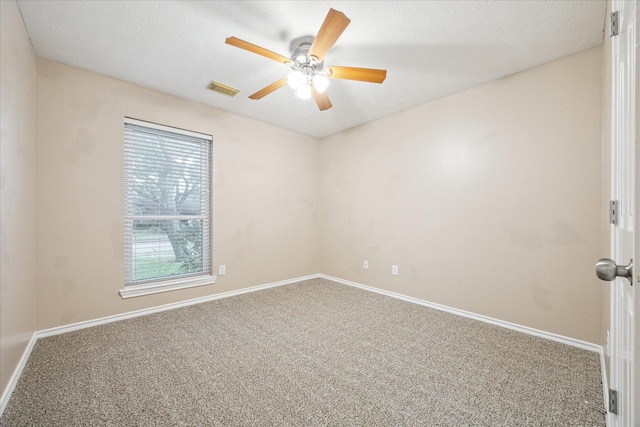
{"left": 610, "top": 200, "right": 618, "bottom": 225}
{"left": 610, "top": 11, "right": 619, "bottom": 37}
{"left": 609, "top": 389, "right": 618, "bottom": 414}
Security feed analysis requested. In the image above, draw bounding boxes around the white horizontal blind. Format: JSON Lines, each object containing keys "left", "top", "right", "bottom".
{"left": 124, "top": 119, "right": 212, "bottom": 286}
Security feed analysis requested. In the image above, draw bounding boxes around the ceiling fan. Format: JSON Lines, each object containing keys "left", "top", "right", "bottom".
{"left": 225, "top": 8, "right": 387, "bottom": 111}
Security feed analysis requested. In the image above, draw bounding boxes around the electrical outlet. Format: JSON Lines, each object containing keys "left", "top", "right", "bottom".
{"left": 392, "top": 265, "right": 398, "bottom": 276}
{"left": 363, "top": 260, "right": 368, "bottom": 269}
{"left": 219, "top": 265, "right": 226, "bottom": 275}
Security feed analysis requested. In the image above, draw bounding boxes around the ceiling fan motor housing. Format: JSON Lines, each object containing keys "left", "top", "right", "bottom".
{"left": 289, "top": 36, "right": 323, "bottom": 71}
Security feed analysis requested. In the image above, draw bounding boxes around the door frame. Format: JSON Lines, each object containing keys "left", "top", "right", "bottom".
{"left": 607, "top": 0, "right": 638, "bottom": 425}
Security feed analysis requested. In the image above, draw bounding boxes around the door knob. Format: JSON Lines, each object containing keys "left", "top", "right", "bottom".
{"left": 595, "top": 258, "right": 633, "bottom": 284}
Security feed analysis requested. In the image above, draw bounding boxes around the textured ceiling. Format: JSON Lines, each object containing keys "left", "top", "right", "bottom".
{"left": 17, "top": 1, "right": 606, "bottom": 138}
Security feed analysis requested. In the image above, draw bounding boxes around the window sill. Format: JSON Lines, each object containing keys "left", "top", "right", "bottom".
{"left": 119, "top": 275, "right": 217, "bottom": 299}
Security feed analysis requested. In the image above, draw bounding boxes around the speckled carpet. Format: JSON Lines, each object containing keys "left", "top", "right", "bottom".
{"left": 1, "top": 278, "right": 605, "bottom": 426}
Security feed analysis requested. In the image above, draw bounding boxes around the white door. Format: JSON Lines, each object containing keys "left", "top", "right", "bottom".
{"left": 607, "top": 0, "right": 637, "bottom": 425}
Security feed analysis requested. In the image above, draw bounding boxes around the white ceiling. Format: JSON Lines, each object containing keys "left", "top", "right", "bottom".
{"left": 17, "top": 1, "right": 606, "bottom": 138}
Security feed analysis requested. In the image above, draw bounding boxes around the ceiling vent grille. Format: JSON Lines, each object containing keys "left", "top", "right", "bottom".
{"left": 207, "top": 81, "right": 239, "bottom": 97}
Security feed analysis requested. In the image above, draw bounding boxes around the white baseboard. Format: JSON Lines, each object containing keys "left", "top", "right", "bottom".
{"left": 38, "top": 274, "right": 321, "bottom": 338}
{"left": 320, "top": 274, "right": 603, "bottom": 353}
{"left": 0, "top": 333, "right": 37, "bottom": 416}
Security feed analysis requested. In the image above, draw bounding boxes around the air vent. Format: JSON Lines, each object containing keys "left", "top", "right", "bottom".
{"left": 206, "top": 81, "right": 239, "bottom": 97}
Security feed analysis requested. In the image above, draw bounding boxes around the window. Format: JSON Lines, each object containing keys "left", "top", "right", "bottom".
{"left": 122, "top": 118, "right": 213, "bottom": 298}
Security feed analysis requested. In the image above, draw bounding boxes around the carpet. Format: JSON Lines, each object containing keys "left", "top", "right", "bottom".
{"left": 0, "top": 278, "right": 606, "bottom": 426}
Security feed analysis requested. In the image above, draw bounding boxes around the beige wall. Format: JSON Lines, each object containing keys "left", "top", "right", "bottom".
{"left": 35, "top": 59, "right": 319, "bottom": 330}
{"left": 0, "top": 0, "right": 38, "bottom": 398}
{"left": 318, "top": 47, "right": 604, "bottom": 343}
{"left": 35, "top": 47, "right": 606, "bottom": 342}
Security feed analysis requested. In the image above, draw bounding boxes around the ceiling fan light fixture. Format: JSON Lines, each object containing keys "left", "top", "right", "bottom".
{"left": 287, "top": 70, "right": 306, "bottom": 89}
{"left": 227, "top": 9, "right": 387, "bottom": 111}
{"left": 312, "top": 74, "right": 329, "bottom": 93}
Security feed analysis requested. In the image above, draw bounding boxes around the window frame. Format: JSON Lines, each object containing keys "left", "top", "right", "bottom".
{"left": 120, "top": 117, "right": 215, "bottom": 299}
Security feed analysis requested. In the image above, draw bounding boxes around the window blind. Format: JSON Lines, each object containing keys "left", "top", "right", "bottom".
{"left": 124, "top": 119, "right": 212, "bottom": 286}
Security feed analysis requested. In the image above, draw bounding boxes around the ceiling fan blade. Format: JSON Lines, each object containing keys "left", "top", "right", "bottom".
{"left": 249, "top": 78, "right": 288, "bottom": 100}
{"left": 308, "top": 9, "right": 351, "bottom": 62}
{"left": 226, "top": 37, "right": 291, "bottom": 64}
{"left": 311, "top": 87, "right": 333, "bottom": 111}
{"left": 327, "top": 66, "right": 387, "bottom": 83}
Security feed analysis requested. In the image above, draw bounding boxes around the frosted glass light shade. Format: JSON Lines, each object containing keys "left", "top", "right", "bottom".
{"left": 312, "top": 74, "right": 329, "bottom": 93}
{"left": 287, "top": 70, "right": 305, "bottom": 90}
